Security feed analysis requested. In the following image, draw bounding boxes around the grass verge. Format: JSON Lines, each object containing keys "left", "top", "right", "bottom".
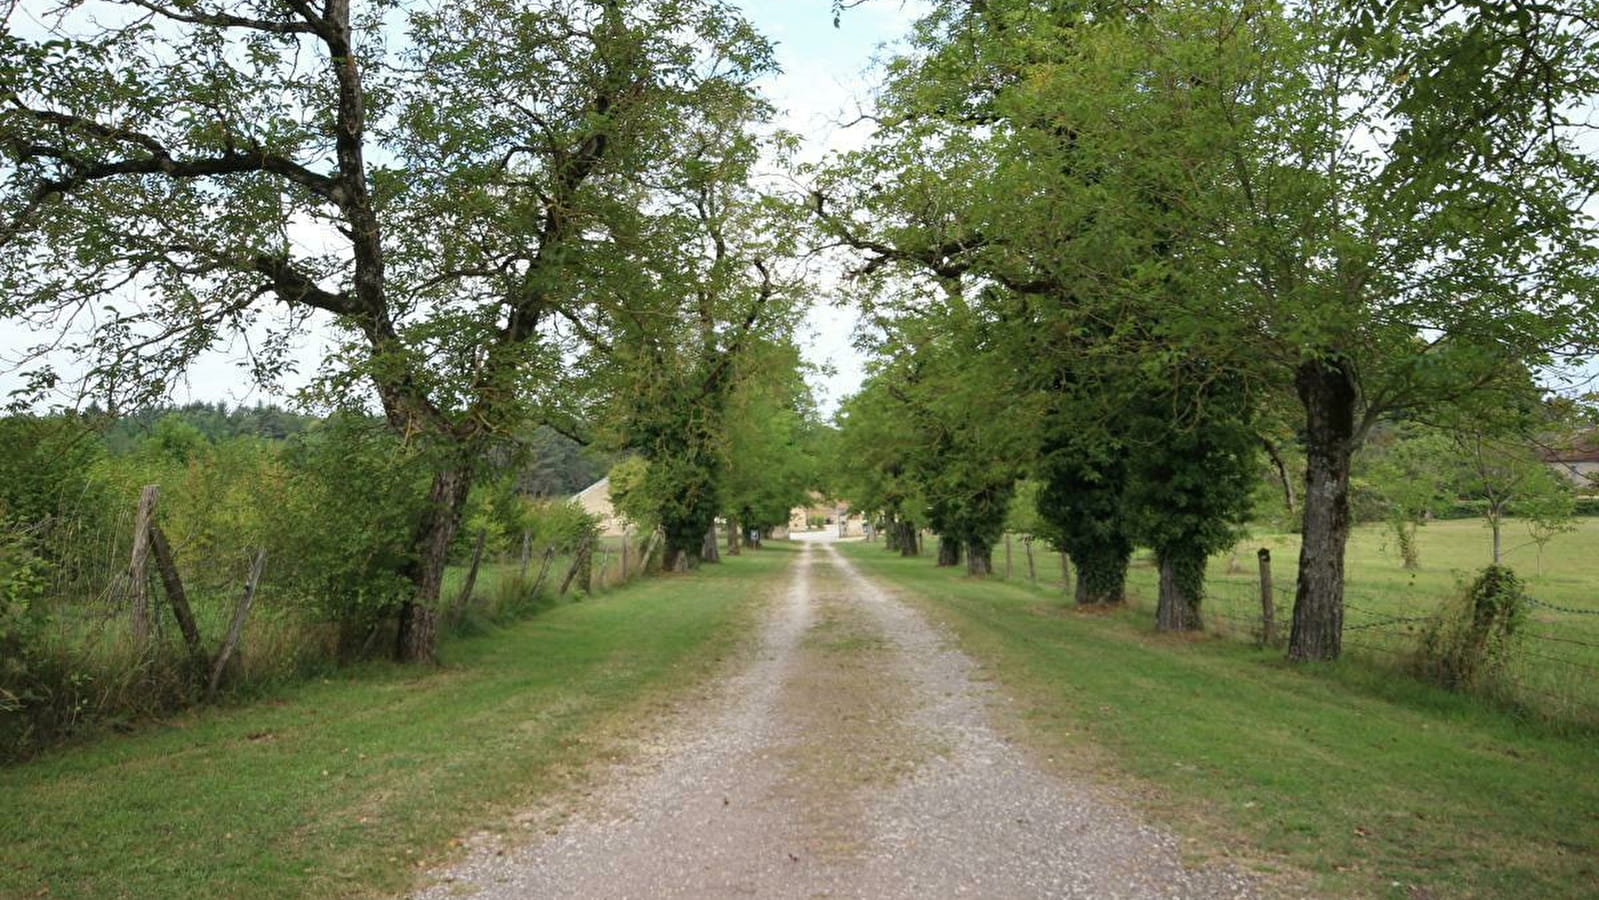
{"left": 838, "top": 540, "right": 1599, "bottom": 900}
{"left": 1, "top": 544, "right": 795, "bottom": 900}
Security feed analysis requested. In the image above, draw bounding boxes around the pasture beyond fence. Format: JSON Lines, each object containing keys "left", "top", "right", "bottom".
{"left": 985, "top": 526, "right": 1599, "bottom": 728}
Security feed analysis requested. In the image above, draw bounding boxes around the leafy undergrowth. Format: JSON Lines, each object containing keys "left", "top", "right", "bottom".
{"left": 0, "top": 545, "right": 794, "bottom": 900}
{"left": 839, "top": 541, "right": 1599, "bottom": 900}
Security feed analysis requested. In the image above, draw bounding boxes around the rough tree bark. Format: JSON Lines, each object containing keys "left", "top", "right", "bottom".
{"left": 1154, "top": 549, "right": 1204, "bottom": 632}
{"left": 936, "top": 535, "right": 962, "bottom": 567}
{"left": 1072, "top": 540, "right": 1129, "bottom": 605}
{"left": 398, "top": 464, "right": 474, "bottom": 663}
{"left": 702, "top": 523, "right": 721, "bottom": 564}
{"left": 897, "top": 521, "right": 919, "bottom": 557}
{"left": 966, "top": 538, "right": 994, "bottom": 576}
{"left": 1288, "top": 358, "right": 1357, "bottom": 662}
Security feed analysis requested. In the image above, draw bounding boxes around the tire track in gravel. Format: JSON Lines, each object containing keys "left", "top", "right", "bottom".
{"left": 412, "top": 539, "right": 1263, "bottom": 899}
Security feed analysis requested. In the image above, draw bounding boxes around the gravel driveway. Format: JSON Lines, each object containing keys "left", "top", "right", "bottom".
{"left": 413, "top": 540, "right": 1261, "bottom": 899}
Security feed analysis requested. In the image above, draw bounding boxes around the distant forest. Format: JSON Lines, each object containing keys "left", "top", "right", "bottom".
{"left": 90, "top": 402, "right": 609, "bottom": 498}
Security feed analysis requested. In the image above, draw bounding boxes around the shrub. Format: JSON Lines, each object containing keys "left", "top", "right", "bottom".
{"left": 1415, "top": 565, "right": 1528, "bottom": 693}
{"left": 522, "top": 499, "right": 599, "bottom": 554}
{"left": 0, "top": 529, "right": 49, "bottom": 756}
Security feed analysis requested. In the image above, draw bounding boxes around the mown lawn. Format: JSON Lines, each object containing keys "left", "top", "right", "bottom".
{"left": 839, "top": 540, "right": 1599, "bottom": 900}
{"left": 1, "top": 544, "right": 795, "bottom": 900}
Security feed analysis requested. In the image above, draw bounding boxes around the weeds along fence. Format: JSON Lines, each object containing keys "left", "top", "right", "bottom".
{"left": 439, "top": 527, "right": 662, "bottom": 631}
{"left": 989, "top": 533, "right": 1599, "bottom": 728}
{"left": 2, "top": 483, "right": 663, "bottom": 762}
{"left": 1184, "top": 566, "right": 1599, "bottom": 728}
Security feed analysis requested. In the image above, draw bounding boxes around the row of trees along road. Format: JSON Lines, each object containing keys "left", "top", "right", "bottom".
{"left": 0, "top": 0, "right": 814, "bottom": 662}
{"left": 820, "top": 0, "right": 1599, "bottom": 660}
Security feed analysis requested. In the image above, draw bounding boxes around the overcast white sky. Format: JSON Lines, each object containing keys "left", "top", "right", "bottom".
{"left": 0, "top": 0, "right": 927, "bottom": 416}
{"left": 739, "top": 0, "right": 926, "bottom": 415}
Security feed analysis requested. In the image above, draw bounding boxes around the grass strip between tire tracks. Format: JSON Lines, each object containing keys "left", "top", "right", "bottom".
{"left": 837, "top": 541, "right": 1599, "bottom": 900}
{"left": 0, "top": 545, "right": 795, "bottom": 900}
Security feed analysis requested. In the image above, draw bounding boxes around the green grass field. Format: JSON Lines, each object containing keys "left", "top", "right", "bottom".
{"left": 987, "top": 518, "right": 1599, "bottom": 723}
{"left": 839, "top": 535, "right": 1599, "bottom": 900}
{"left": 0, "top": 545, "right": 793, "bottom": 900}
{"left": 1141, "top": 518, "right": 1599, "bottom": 723}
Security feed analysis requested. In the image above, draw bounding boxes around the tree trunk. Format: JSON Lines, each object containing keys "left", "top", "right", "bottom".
{"left": 936, "top": 535, "right": 961, "bottom": 567}
{"left": 1288, "top": 358, "right": 1357, "bottom": 662}
{"left": 662, "top": 544, "right": 698, "bottom": 572}
{"left": 1395, "top": 519, "right": 1419, "bottom": 570}
{"left": 702, "top": 523, "right": 721, "bottom": 564}
{"left": 966, "top": 538, "right": 993, "bottom": 576}
{"left": 897, "top": 521, "right": 918, "bottom": 557}
{"left": 727, "top": 518, "right": 740, "bottom": 555}
{"left": 397, "top": 465, "right": 473, "bottom": 663}
{"left": 1262, "top": 436, "right": 1297, "bottom": 517}
{"left": 1072, "top": 540, "right": 1129, "bottom": 605}
{"left": 1155, "top": 549, "right": 1204, "bottom": 632}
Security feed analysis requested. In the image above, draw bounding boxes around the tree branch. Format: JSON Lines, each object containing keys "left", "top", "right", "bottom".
{"left": 117, "top": 0, "right": 318, "bottom": 35}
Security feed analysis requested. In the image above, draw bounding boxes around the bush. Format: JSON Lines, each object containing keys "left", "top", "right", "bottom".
{"left": 0, "top": 529, "right": 49, "bottom": 755}
{"left": 272, "top": 416, "right": 430, "bottom": 629}
{"left": 1415, "top": 565, "right": 1528, "bottom": 693}
{"left": 522, "top": 500, "right": 599, "bottom": 554}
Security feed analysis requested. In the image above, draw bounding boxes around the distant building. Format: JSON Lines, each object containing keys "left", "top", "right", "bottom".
{"left": 571, "top": 477, "right": 632, "bottom": 536}
{"left": 1542, "top": 434, "right": 1599, "bottom": 490}
{"left": 788, "top": 493, "right": 864, "bottom": 536}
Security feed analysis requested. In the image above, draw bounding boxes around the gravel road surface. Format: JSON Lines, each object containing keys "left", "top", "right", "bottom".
{"left": 413, "top": 539, "right": 1261, "bottom": 899}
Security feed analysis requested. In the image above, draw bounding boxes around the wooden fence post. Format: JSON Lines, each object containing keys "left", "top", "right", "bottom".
{"left": 519, "top": 530, "right": 532, "bottom": 580}
{"left": 1258, "top": 548, "right": 1277, "bottom": 648}
{"left": 641, "top": 528, "right": 663, "bottom": 573}
{"left": 451, "top": 529, "right": 487, "bottom": 621}
{"left": 1024, "top": 536, "right": 1036, "bottom": 585}
{"left": 559, "top": 534, "right": 594, "bottom": 596}
{"left": 620, "top": 533, "right": 630, "bottom": 581}
{"left": 148, "top": 524, "right": 203, "bottom": 664}
{"left": 1004, "top": 533, "right": 1013, "bottom": 579}
{"left": 529, "top": 546, "right": 557, "bottom": 601}
{"left": 1059, "top": 551, "right": 1071, "bottom": 597}
{"left": 128, "top": 485, "right": 159, "bottom": 644}
{"left": 208, "top": 550, "right": 266, "bottom": 701}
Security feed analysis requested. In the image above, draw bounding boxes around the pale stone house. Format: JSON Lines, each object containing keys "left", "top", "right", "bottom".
{"left": 571, "top": 477, "right": 632, "bottom": 537}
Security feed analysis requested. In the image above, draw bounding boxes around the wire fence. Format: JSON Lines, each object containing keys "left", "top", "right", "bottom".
{"left": 1197, "top": 571, "right": 1599, "bottom": 724}
{"left": 991, "top": 534, "right": 1599, "bottom": 726}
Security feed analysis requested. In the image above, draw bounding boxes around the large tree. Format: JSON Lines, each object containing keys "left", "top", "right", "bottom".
{"left": 824, "top": 0, "right": 1599, "bottom": 660}
{"left": 1208, "top": 2, "right": 1599, "bottom": 660}
{"left": 0, "top": 0, "right": 779, "bottom": 659}
{"left": 595, "top": 103, "right": 802, "bottom": 570}
{"left": 818, "top": 0, "right": 1271, "bottom": 607}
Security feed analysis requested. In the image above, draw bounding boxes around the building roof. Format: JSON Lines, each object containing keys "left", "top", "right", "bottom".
{"left": 1541, "top": 432, "right": 1599, "bottom": 464}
